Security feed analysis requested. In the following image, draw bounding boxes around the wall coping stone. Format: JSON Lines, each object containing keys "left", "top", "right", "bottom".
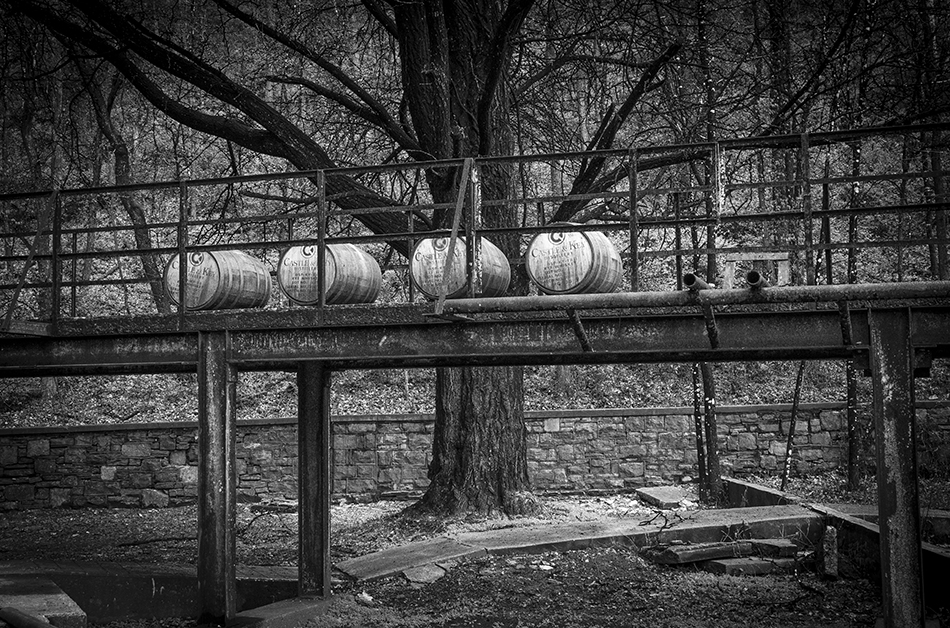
{"left": 2, "top": 401, "right": 946, "bottom": 438}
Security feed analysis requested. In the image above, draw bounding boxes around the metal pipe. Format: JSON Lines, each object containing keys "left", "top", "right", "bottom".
{"left": 683, "top": 273, "right": 712, "bottom": 291}
{"left": 441, "top": 280, "right": 950, "bottom": 314}
{"left": 746, "top": 270, "right": 769, "bottom": 290}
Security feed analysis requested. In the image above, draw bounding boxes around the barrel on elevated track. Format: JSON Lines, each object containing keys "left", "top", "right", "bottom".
{"left": 164, "top": 250, "right": 272, "bottom": 310}
{"left": 409, "top": 236, "right": 510, "bottom": 299}
{"left": 277, "top": 243, "right": 381, "bottom": 305}
{"left": 524, "top": 224, "right": 623, "bottom": 294}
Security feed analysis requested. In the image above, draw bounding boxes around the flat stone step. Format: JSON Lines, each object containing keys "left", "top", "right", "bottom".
{"left": 0, "top": 576, "right": 86, "bottom": 628}
{"left": 750, "top": 538, "right": 798, "bottom": 558}
{"left": 635, "top": 486, "right": 685, "bottom": 509}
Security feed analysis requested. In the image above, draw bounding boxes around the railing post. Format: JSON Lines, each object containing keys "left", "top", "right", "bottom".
{"left": 466, "top": 163, "right": 480, "bottom": 298}
{"left": 628, "top": 148, "right": 639, "bottom": 291}
{"left": 50, "top": 191, "right": 62, "bottom": 334}
{"left": 708, "top": 142, "right": 721, "bottom": 283}
{"left": 801, "top": 134, "right": 815, "bottom": 285}
{"left": 315, "top": 170, "right": 327, "bottom": 320}
{"left": 177, "top": 181, "right": 189, "bottom": 329}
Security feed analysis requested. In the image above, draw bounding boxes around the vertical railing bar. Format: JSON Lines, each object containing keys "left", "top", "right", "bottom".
{"left": 628, "top": 148, "right": 639, "bottom": 291}
{"left": 407, "top": 206, "right": 415, "bottom": 303}
{"left": 51, "top": 191, "right": 62, "bottom": 334}
{"left": 708, "top": 143, "right": 721, "bottom": 283}
{"left": 70, "top": 231, "right": 78, "bottom": 317}
{"left": 467, "top": 164, "right": 480, "bottom": 299}
{"left": 177, "top": 181, "right": 189, "bottom": 330}
{"left": 315, "top": 170, "right": 327, "bottom": 319}
{"left": 435, "top": 157, "right": 472, "bottom": 316}
{"left": 674, "top": 192, "right": 683, "bottom": 290}
{"left": 802, "top": 133, "right": 815, "bottom": 285}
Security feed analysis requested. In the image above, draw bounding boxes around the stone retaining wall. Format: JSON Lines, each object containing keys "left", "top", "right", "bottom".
{"left": 1, "top": 402, "right": 947, "bottom": 509}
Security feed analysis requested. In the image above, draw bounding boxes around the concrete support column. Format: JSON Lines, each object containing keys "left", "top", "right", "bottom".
{"left": 869, "top": 309, "right": 925, "bottom": 628}
{"left": 197, "top": 331, "right": 237, "bottom": 624}
{"left": 298, "top": 361, "right": 332, "bottom": 597}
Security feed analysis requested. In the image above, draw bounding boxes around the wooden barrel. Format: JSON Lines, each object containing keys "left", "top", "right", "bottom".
{"left": 277, "top": 243, "right": 381, "bottom": 305}
{"left": 164, "top": 250, "right": 271, "bottom": 310}
{"left": 525, "top": 226, "right": 623, "bottom": 294}
{"left": 409, "top": 236, "right": 510, "bottom": 299}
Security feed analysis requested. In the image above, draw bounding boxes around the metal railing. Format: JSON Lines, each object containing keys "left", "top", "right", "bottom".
{"left": 0, "top": 123, "right": 948, "bottom": 335}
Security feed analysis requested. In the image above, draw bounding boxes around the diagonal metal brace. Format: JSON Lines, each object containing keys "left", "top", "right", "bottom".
{"left": 566, "top": 308, "right": 593, "bottom": 352}
{"left": 684, "top": 273, "right": 719, "bottom": 349}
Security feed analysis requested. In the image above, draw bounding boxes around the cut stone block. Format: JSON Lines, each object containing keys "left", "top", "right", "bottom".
{"left": 703, "top": 556, "right": 796, "bottom": 576}
{"left": 402, "top": 564, "right": 447, "bottom": 586}
{"left": 750, "top": 538, "right": 797, "bottom": 558}
{"left": 635, "top": 485, "right": 685, "bottom": 509}
{"left": 0, "top": 577, "right": 86, "bottom": 628}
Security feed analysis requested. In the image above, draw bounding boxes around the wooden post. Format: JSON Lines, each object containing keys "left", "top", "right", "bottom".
{"left": 868, "top": 309, "right": 925, "bottom": 628}
{"left": 197, "top": 331, "right": 237, "bottom": 625}
{"left": 298, "top": 361, "right": 332, "bottom": 598}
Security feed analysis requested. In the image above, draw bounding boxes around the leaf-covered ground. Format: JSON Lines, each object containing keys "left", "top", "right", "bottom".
{"left": 3, "top": 481, "right": 950, "bottom": 627}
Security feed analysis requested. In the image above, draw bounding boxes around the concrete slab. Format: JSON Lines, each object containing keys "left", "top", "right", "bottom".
{"left": 337, "top": 537, "right": 485, "bottom": 581}
{"left": 452, "top": 504, "right": 822, "bottom": 558}
{"left": 0, "top": 577, "right": 86, "bottom": 628}
{"left": 635, "top": 485, "right": 685, "bottom": 509}
{"left": 704, "top": 556, "right": 796, "bottom": 576}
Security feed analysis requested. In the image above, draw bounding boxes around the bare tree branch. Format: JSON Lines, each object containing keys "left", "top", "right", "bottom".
{"left": 761, "top": 0, "right": 861, "bottom": 135}
{"left": 477, "top": 0, "right": 537, "bottom": 154}
{"left": 552, "top": 41, "right": 681, "bottom": 222}
{"left": 361, "top": 0, "right": 398, "bottom": 39}
{"left": 212, "top": 0, "right": 419, "bottom": 155}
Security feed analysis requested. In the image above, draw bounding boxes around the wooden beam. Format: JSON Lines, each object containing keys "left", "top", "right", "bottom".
{"left": 297, "top": 362, "right": 332, "bottom": 598}
{"left": 869, "top": 309, "right": 925, "bottom": 628}
{"left": 197, "top": 331, "right": 237, "bottom": 625}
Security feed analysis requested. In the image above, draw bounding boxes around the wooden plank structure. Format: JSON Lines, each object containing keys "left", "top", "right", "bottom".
{"left": 1, "top": 125, "right": 949, "bottom": 627}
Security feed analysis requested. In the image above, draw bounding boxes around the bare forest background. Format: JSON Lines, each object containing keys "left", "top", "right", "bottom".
{"left": 1, "top": 0, "right": 949, "bottom": 510}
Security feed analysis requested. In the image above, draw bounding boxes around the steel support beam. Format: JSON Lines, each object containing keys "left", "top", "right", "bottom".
{"left": 197, "top": 331, "right": 237, "bottom": 625}
{"left": 0, "top": 333, "right": 197, "bottom": 377}
{"left": 2, "top": 307, "right": 949, "bottom": 375}
{"left": 297, "top": 362, "right": 332, "bottom": 598}
{"left": 869, "top": 309, "right": 925, "bottom": 628}
{"left": 228, "top": 310, "right": 868, "bottom": 369}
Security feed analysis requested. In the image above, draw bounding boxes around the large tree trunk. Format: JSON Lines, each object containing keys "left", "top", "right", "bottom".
{"left": 420, "top": 365, "right": 534, "bottom": 514}
{"left": 397, "top": 0, "right": 537, "bottom": 515}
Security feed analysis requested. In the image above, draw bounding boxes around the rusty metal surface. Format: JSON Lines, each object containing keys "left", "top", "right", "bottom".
{"left": 0, "top": 333, "right": 198, "bottom": 376}
{"left": 196, "top": 332, "right": 237, "bottom": 625}
{"left": 869, "top": 310, "right": 926, "bottom": 628}
{"left": 297, "top": 362, "right": 332, "bottom": 598}
{"left": 4, "top": 305, "right": 949, "bottom": 376}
